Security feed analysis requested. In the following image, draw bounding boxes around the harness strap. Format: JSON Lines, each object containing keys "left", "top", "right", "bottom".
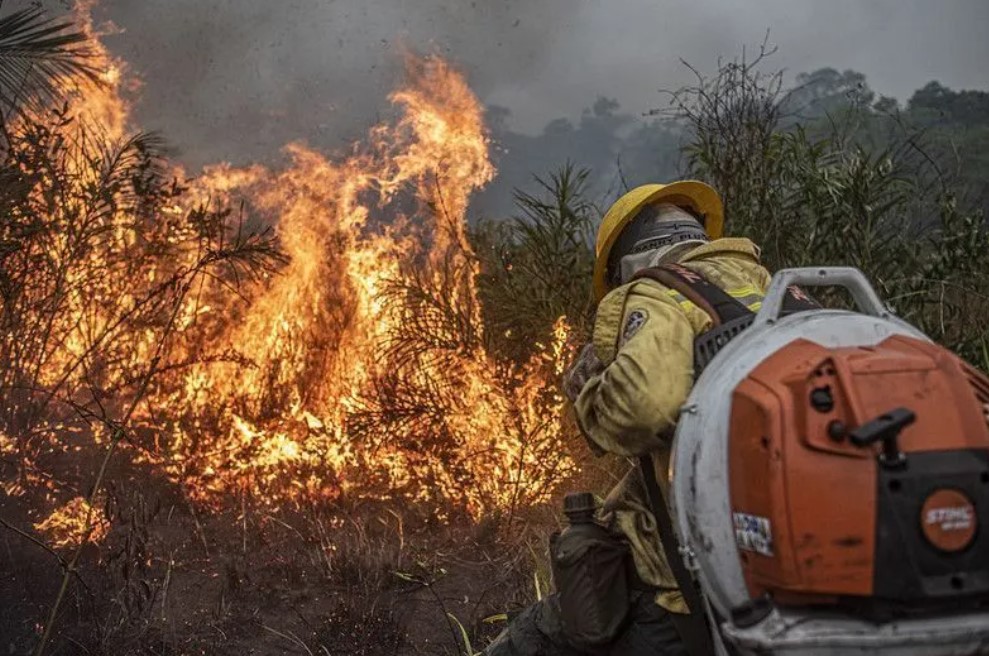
{"left": 628, "top": 263, "right": 819, "bottom": 654}
{"left": 632, "top": 263, "right": 750, "bottom": 327}
{"left": 632, "top": 263, "right": 820, "bottom": 327}
{"left": 638, "top": 455, "right": 716, "bottom": 656}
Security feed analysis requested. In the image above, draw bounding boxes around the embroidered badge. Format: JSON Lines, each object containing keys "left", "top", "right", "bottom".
{"left": 621, "top": 310, "right": 648, "bottom": 345}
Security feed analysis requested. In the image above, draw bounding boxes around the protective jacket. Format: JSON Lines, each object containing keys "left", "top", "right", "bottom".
{"left": 574, "top": 237, "right": 771, "bottom": 614}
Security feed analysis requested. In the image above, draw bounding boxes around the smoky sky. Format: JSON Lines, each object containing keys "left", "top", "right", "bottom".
{"left": 49, "top": 0, "right": 989, "bottom": 196}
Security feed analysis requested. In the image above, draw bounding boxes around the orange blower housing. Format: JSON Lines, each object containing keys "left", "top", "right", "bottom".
{"left": 728, "top": 334, "right": 989, "bottom": 616}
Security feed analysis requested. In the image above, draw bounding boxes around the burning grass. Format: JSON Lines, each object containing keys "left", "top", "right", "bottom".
{"left": 2, "top": 1, "right": 578, "bottom": 523}
{"left": 34, "top": 496, "right": 109, "bottom": 550}
{"left": 0, "top": 3, "right": 583, "bottom": 652}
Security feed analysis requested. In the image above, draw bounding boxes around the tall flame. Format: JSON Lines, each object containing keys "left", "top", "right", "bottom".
{"left": 26, "top": 3, "right": 576, "bottom": 541}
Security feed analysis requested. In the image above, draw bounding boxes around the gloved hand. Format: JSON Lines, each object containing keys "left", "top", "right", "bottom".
{"left": 563, "top": 343, "right": 604, "bottom": 403}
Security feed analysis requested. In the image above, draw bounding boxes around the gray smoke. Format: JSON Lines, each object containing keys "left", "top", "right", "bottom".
{"left": 81, "top": 0, "right": 575, "bottom": 167}
{"left": 44, "top": 0, "right": 989, "bottom": 214}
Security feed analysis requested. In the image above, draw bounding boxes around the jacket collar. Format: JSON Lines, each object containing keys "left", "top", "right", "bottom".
{"left": 680, "top": 237, "right": 760, "bottom": 262}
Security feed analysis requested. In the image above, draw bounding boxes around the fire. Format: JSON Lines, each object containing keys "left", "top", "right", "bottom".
{"left": 151, "top": 55, "right": 576, "bottom": 515}
{"left": 6, "top": 2, "right": 578, "bottom": 538}
{"left": 69, "top": 0, "right": 133, "bottom": 138}
{"left": 34, "top": 497, "right": 110, "bottom": 550}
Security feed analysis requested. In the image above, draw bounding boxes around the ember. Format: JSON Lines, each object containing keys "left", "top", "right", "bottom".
{"left": 34, "top": 496, "right": 109, "bottom": 550}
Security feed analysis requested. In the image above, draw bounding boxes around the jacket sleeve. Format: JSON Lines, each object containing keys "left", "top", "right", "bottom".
{"left": 573, "top": 281, "right": 696, "bottom": 457}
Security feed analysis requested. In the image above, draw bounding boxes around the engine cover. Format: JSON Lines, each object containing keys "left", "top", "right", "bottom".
{"left": 729, "top": 336, "right": 989, "bottom": 611}
{"left": 670, "top": 267, "right": 989, "bottom": 654}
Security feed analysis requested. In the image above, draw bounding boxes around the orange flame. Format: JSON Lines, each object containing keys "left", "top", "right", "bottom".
{"left": 16, "top": 3, "right": 577, "bottom": 531}
{"left": 34, "top": 497, "right": 109, "bottom": 550}
{"left": 151, "top": 55, "right": 576, "bottom": 516}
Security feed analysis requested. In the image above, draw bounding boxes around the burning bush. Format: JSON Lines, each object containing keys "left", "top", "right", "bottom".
{"left": 0, "top": 4, "right": 582, "bottom": 650}
{"left": 1, "top": 1, "right": 578, "bottom": 543}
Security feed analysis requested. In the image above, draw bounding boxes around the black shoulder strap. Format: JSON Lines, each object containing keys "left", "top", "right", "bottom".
{"left": 627, "top": 264, "right": 823, "bottom": 656}
{"left": 638, "top": 455, "right": 716, "bottom": 656}
{"left": 632, "top": 263, "right": 750, "bottom": 327}
{"left": 632, "top": 263, "right": 820, "bottom": 326}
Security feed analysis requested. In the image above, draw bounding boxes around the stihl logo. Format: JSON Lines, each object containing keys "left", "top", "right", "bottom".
{"left": 925, "top": 506, "right": 974, "bottom": 531}
{"left": 920, "top": 489, "right": 977, "bottom": 552}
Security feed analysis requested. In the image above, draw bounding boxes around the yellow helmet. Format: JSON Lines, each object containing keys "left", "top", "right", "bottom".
{"left": 593, "top": 180, "right": 724, "bottom": 301}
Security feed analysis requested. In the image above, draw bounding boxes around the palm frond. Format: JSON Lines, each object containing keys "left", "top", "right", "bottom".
{"left": 0, "top": 6, "right": 98, "bottom": 117}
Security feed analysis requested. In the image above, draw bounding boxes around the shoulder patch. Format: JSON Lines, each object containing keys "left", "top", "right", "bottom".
{"left": 621, "top": 309, "right": 648, "bottom": 345}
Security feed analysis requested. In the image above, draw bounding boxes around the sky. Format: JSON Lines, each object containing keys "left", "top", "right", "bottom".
{"left": 47, "top": 0, "right": 989, "bottom": 197}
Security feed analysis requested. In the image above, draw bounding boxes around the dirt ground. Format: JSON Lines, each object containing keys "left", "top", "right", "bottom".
{"left": 0, "top": 477, "right": 557, "bottom": 655}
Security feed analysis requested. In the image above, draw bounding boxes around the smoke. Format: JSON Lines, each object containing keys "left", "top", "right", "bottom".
{"left": 45, "top": 0, "right": 989, "bottom": 212}
{"left": 71, "top": 0, "right": 572, "bottom": 168}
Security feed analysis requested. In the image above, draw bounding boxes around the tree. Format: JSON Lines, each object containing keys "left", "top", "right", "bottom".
{"left": 905, "top": 82, "right": 989, "bottom": 216}
{"left": 473, "top": 163, "right": 597, "bottom": 362}
{"left": 786, "top": 67, "right": 876, "bottom": 118}
{"left": 908, "top": 81, "right": 989, "bottom": 125}
{"left": 667, "top": 50, "right": 989, "bottom": 367}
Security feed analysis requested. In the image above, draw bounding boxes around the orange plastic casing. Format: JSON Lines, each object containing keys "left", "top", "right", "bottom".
{"left": 728, "top": 335, "right": 989, "bottom": 602}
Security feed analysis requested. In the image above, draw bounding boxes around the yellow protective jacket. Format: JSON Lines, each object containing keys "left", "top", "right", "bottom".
{"left": 574, "top": 237, "right": 771, "bottom": 614}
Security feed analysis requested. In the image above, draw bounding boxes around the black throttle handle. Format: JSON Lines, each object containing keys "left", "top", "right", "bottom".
{"left": 849, "top": 407, "right": 916, "bottom": 469}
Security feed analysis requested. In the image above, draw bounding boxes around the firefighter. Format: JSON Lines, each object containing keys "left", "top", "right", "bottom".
{"left": 485, "top": 181, "right": 773, "bottom": 656}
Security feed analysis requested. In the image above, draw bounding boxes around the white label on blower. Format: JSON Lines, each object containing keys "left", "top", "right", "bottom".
{"left": 734, "top": 512, "right": 774, "bottom": 557}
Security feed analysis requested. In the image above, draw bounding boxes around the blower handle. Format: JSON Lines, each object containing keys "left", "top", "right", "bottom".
{"left": 754, "top": 267, "right": 890, "bottom": 327}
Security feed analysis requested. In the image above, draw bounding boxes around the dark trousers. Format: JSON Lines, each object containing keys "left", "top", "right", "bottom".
{"left": 483, "top": 591, "right": 687, "bottom": 656}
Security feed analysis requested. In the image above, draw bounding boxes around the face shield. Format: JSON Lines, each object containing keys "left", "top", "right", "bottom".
{"left": 608, "top": 203, "right": 709, "bottom": 286}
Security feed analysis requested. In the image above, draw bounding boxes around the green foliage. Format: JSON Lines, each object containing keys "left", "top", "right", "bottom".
{"left": 787, "top": 67, "right": 876, "bottom": 118}
{"left": 904, "top": 82, "right": 989, "bottom": 217}
{"left": 473, "top": 163, "right": 597, "bottom": 361}
{"left": 477, "top": 51, "right": 989, "bottom": 370}
{"left": 669, "top": 49, "right": 989, "bottom": 364}
{"left": 909, "top": 82, "right": 989, "bottom": 125}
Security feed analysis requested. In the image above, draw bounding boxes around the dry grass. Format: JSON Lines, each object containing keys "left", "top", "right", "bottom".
{"left": 1, "top": 487, "right": 550, "bottom": 654}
